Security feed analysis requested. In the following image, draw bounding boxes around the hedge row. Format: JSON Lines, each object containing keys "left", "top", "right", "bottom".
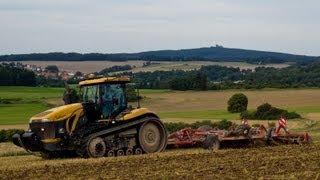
{"left": 0, "top": 129, "right": 24, "bottom": 143}
{"left": 164, "top": 119, "right": 234, "bottom": 133}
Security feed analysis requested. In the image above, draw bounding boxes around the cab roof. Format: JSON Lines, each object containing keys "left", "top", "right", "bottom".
{"left": 79, "top": 77, "right": 130, "bottom": 86}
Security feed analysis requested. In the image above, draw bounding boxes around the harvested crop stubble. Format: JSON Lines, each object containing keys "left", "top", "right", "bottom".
{"left": 0, "top": 143, "right": 320, "bottom": 179}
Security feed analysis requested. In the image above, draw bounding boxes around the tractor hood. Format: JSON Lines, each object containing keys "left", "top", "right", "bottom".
{"left": 30, "top": 103, "right": 83, "bottom": 123}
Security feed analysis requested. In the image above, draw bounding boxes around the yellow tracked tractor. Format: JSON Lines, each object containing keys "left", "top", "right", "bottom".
{"left": 13, "top": 77, "right": 167, "bottom": 158}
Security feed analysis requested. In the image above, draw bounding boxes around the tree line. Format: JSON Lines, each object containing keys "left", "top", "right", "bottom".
{"left": 3, "top": 61, "right": 320, "bottom": 91}
{"left": 131, "top": 61, "right": 320, "bottom": 90}
{"left": 0, "top": 63, "right": 64, "bottom": 87}
{"left": 0, "top": 63, "right": 36, "bottom": 86}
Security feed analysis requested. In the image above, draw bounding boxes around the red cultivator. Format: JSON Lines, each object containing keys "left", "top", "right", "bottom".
{"left": 167, "top": 124, "right": 311, "bottom": 150}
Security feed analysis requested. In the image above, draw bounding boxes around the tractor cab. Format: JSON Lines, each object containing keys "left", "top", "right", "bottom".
{"left": 79, "top": 77, "right": 130, "bottom": 121}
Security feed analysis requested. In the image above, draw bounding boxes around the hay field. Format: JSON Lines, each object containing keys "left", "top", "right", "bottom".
{"left": 19, "top": 60, "right": 289, "bottom": 73}
{"left": 19, "top": 60, "right": 146, "bottom": 74}
{"left": 141, "top": 89, "right": 320, "bottom": 120}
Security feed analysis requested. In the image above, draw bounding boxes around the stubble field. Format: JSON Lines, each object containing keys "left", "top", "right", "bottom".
{"left": 19, "top": 60, "right": 290, "bottom": 73}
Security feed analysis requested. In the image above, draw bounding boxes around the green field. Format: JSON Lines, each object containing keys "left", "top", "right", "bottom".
{"left": 0, "top": 86, "right": 63, "bottom": 125}
{"left": 0, "top": 86, "right": 63, "bottom": 100}
{"left": 1, "top": 87, "right": 320, "bottom": 131}
{"left": 0, "top": 103, "right": 48, "bottom": 124}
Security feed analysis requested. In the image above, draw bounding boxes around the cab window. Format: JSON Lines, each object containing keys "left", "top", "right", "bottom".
{"left": 82, "top": 85, "right": 99, "bottom": 103}
{"left": 100, "top": 84, "right": 126, "bottom": 118}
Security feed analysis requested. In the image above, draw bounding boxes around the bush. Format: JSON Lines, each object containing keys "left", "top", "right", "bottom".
{"left": 164, "top": 120, "right": 234, "bottom": 133}
{"left": 217, "top": 119, "right": 233, "bottom": 130}
{"left": 164, "top": 122, "right": 190, "bottom": 133}
{"left": 240, "top": 103, "right": 301, "bottom": 120}
{"left": 240, "top": 110, "right": 255, "bottom": 119}
{"left": 227, "top": 93, "right": 248, "bottom": 113}
{"left": 0, "top": 129, "right": 25, "bottom": 143}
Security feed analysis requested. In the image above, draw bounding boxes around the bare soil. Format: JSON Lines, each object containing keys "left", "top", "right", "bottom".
{"left": 0, "top": 143, "right": 319, "bottom": 179}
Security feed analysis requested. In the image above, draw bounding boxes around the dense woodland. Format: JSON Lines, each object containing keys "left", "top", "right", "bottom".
{"left": 2, "top": 61, "right": 320, "bottom": 91}
{"left": 0, "top": 46, "right": 319, "bottom": 64}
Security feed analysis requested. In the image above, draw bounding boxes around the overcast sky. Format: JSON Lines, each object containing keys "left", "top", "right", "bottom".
{"left": 0, "top": 0, "right": 319, "bottom": 55}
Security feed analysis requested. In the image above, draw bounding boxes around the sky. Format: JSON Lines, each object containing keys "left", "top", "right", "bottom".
{"left": 0, "top": 0, "right": 319, "bottom": 56}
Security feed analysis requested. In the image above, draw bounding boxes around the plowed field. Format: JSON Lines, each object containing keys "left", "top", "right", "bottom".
{"left": 0, "top": 142, "right": 319, "bottom": 179}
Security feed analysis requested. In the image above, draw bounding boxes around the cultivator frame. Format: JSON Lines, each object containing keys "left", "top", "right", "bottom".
{"left": 167, "top": 124, "right": 311, "bottom": 149}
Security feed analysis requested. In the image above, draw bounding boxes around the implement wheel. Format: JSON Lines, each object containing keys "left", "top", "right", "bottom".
{"left": 203, "top": 135, "right": 220, "bottom": 150}
{"left": 87, "top": 137, "right": 106, "bottom": 158}
{"left": 138, "top": 118, "right": 167, "bottom": 153}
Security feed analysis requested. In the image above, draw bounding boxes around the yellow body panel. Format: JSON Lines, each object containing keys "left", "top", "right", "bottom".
{"left": 30, "top": 103, "right": 83, "bottom": 122}
{"left": 123, "top": 108, "right": 156, "bottom": 120}
{"left": 79, "top": 77, "right": 130, "bottom": 86}
{"left": 30, "top": 102, "right": 155, "bottom": 134}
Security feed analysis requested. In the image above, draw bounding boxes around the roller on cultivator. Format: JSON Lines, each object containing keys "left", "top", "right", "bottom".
{"left": 167, "top": 122, "right": 311, "bottom": 150}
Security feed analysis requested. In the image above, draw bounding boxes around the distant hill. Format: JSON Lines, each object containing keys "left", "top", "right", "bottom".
{"left": 0, "top": 46, "right": 319, "bottom": 63}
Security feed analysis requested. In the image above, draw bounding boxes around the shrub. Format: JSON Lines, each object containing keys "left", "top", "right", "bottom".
{"left": 227, "top": 93, "right": 248, "bottom": 113}
{"left": 217, "top": 119, "right": 233, "bottom": 130}
{"left": 164, "top": 122, "right": 189, "bottom": 133}
{"left": 164, "top": 120, "right": 234, "bottom": 133}
{"left": 240, "top": 103, "right": 301, "bottom": 120}
{"left": 240, "top": 110, "right": 255, "bottom": 119}
{"left": 286, "top": 111, "right": 301, "bottom": 119}
{"left": 190, "top": 120, "right": 214, "bottom": 129}
{"left": 126, "top": 85, "right": 142, "bottom": 102}
{"left": 0, "top": 129, "right": 25, "bottom": 143}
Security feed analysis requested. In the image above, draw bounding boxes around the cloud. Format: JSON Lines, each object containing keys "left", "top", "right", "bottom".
{"left": 0, "top": 0, "right": 319, "bottom": 55}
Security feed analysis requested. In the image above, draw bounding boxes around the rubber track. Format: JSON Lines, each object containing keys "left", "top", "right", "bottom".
{"left": 78, "top": 117, "right": 153, "bottom": 148}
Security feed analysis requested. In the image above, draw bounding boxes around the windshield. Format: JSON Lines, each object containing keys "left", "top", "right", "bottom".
{"left": 81, "top": 85, "right": 99, "bottom": 103}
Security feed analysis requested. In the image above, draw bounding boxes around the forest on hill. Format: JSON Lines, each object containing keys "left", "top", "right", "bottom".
{"left": 0, "top": 46, "right": 319, "bottom": 64}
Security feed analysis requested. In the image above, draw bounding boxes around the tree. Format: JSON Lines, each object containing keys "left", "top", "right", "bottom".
{"left": 126, "top": 85, "right": 141, "bottom": 102}
{"left": 0, "top": 63, "right": 36, "bottom": 86}
{"left": 63, "top": 87, "right": 79, "bottom": 104}
{"left": 227, "top": 93, "right": 248, "bottom": 113}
